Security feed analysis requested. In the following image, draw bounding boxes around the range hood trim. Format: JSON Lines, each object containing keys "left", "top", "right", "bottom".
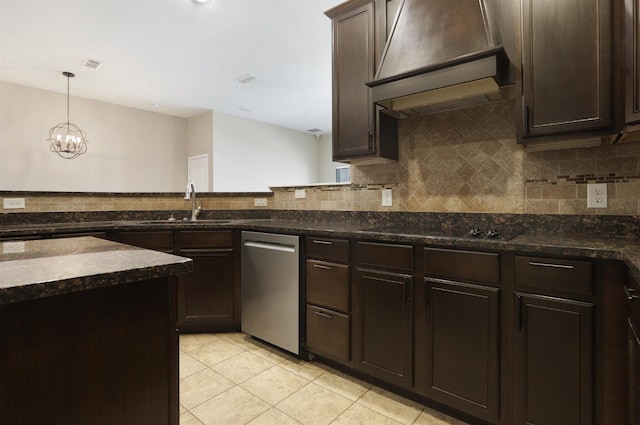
{"left": 370, "top": 53, "right": 501, "bottom": 104}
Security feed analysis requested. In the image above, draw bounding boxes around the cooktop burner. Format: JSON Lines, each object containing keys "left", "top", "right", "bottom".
{"left": 364, "top": 225, "right": 522, "bottom": 241}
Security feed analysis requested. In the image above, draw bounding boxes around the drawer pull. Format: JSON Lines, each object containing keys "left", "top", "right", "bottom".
{"left": 313, "top": 310, "right": 334, "bottom": 319}
{"left": 313, "top": 264, "right": 332, "bottom": 271}
{"left": 624, "top": 286, "right": 640, "bottom": 302}
{"left": 313, "top": 240, "right": 332, "bottom": 245}
{"left": 528, "top": 261, "right": 575, "bottom": 270}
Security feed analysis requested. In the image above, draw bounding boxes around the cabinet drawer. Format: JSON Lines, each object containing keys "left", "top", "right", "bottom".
{"left": 179, "top": 230, "right": 232, "bottom": 248}
{"left": 356, "top": 241, "right": 413, "bottom": 272}
{"left": 306, "top": 237, "right": 349, "bottom": 262}
{"left": 514, "top": 255, "right": 594, "bottom": 296}
{"left": 306, "top": 260, "right": 350, "bottom": 313}
{"left": 114, "top": 231, "right": 173, "bottom": 250}
{"left": 424, "top": 248, "right": 500, "bottom": 285}
{"left": 306, "top": 305, "right": 350, "bottom": 362}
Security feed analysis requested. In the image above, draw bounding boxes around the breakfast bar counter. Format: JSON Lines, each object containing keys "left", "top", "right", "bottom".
{"left": 0, "top": 237, "right": 192, "bottom": 425}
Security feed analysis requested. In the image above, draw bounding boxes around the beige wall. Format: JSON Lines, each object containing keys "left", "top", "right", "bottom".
{"left": 187, "top": 111, "right": 214, "bottom": 189}
{"left": 0, "top": 81, "right": 188, "bottom": 192}
{"left": 2, "top": 99, "right": 639, "bottom": 215}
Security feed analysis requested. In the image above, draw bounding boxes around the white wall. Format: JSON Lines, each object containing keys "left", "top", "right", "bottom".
{"left": 187, "top": 111, "right": 214, "bottom": 190}
{"left": 212, "top": 112, "right": 323, "bottom": 192}
{"left": 0, "top": 81, "right": 188, "bottom": 192}
{"left": 316, "top": 133, "right": 346, "bottom": 183}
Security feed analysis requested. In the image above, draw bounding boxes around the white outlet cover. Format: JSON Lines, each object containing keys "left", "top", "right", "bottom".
{"left": 381, "top": 189, "right": 393, "bottom": 207}
{"left": 587, "top": 183, "right": 607, "bottom": 208}
{"left": 3, "top": 198, "right": 25, "bottom": 209}
{"left": 254, "top": 198, "right": 268, "bottom": 207}
{"left": 294, "top": 189, "right": 306, "bottom": 199}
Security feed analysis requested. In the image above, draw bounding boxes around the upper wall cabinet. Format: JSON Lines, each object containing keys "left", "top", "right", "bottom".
{"left": 517, "top": 0, "right": 615, "bottom": 144}
{"left": 626, "top": 0, "right": 640, "bottom": 127}
{"left": 326, "top": 0, "right": 398, "bottom": 164}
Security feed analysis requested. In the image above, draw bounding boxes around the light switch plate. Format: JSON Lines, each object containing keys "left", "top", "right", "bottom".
{"left": 3, "top": 198, "right": 25, "bottom": 209}
{"left": 381, "top": 189, "right": 393, "bottom": 207}
{"left": 254, "top": 198, "right": 268, "bottom": 207}
{"left": 294, "top": 189, "right": 306, "bottom": 199}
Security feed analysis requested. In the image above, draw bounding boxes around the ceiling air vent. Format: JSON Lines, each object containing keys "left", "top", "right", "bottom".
{"left": 82, "top": 58, "right": 104, "bottom": 70}
{"left": 234, "top": 74, "right": 256, "bottom": 84}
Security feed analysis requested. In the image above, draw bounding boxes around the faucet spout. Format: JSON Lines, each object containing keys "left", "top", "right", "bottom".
{"left": 189, "top": 183, "right": 202, "bottom": 221}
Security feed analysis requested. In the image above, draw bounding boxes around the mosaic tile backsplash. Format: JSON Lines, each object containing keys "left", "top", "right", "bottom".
{"left": 2, "top": 100, "right": 639, "bottom": 215}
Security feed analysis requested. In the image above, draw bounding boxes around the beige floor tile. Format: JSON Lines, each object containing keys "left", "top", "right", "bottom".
{"left": 247, "top": 344, "right": 293, "bottom": 364}
{"left": 212, "top": 351, "right": 275, "bottom": 384}
{"left": 357, "top": 387, "right": 424, "bottom": 425}
{"left": 279, "top": 357, "right": 328, "bottom": 380}
{"left": 180, "top": 404, "right": 187, "bottom": 414}
{"left": 218, "top": 332, "right": 268, "bottom": 351}
{"left": 241, "top": 365, "right": 309, "bottom": 405}
{"left": 180, "top": 368, "right": 235, "bottom": 409}
{"left": 246, "top": 407, "right": 303, "bottom": 425}
{"left": 313, "top": 369, "right": 371, "bottom": 401}
{"left": 180, "top": 352, "right": 207, "bottom": 379}
{"left": 191, "top": 386, "right": 270, "bottom": 425}
{"left": 413, "top": 406, "right": 470, "bottom": 425}
{"left": 276, "top": 382, "right": 353, "bottom": 425}
{"left": 180, "top": 411, "right": 205, "bottom": 425}
{"left": 331, "top": 403, "right": 404, "bottom": 425}
{"left": 188, "top": 338, "right": 245, "bottom": 367}
{"left": 180, "top": 333, "right": 221, "bottom": 354}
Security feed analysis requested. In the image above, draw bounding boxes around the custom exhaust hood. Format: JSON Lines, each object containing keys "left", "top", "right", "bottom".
{"left": 367, "top": 0, "right": 513, "bottom": 118}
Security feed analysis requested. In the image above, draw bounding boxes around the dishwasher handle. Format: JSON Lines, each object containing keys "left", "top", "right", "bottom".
{"left": 243, "top": 240, "right": 296, "bottom": 253}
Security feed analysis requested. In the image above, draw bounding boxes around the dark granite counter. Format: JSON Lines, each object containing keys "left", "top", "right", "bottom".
{"left": 1, "top": 212, "right": 638, "bottom": 285}
{"left": 0, "top": 236, "right": 192, "bottom": 305}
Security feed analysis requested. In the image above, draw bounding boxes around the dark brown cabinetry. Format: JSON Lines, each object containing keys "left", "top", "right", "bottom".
{"left": 517, "top": 0, "right": 614, "bottom": 142}
{"left": 325, "top": 0, "right": 398, "bottom": 163}
{"left": 107, "top": 229, "right": 239, "bottom": 333}
{"left": 305, "top": 237, "right": 352, "bottom": 364}
{"left": 419, "top": 248, "right": 501, "bottom": 423}
{"left": 176, "top": 231, "right": 239, "bottom": 333}
{"left": 355, "top": 241, "right": 413, "bottom": 387}
{"left": 627, "top": 274, "right": 640, "bottom": 425}
{"left": 513, "top": 255, "right": 595, "bottom": 425}
{"left": 625, "top": 0, "right": 640, "bottom": 126}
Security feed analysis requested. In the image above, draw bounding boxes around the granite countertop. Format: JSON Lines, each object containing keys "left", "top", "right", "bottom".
{"left": 0, "top": 236, "right": 192, "bottom": 305}
{"left": 1, "top": 217, "right": 639, "bottom": 285}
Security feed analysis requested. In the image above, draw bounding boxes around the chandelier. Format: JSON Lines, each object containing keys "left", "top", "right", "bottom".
{"left": 47, "top": 71, "right": 88, "bottom": 159}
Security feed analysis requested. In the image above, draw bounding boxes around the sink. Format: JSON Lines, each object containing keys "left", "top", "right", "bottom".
{"left": 135, "top": 219, "right": 232, "bottom": 225}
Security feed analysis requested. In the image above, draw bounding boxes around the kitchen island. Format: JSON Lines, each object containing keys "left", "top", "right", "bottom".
{"left": 0, "top": 237, "right": 192, "bottom": 425}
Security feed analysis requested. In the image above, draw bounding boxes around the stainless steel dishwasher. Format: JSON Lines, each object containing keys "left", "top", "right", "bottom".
{"left": 241, "top": 231, "right": 300, "bottom": 355}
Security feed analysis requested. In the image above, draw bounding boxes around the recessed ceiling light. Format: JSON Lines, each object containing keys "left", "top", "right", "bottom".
{"left": 151, "top": 103, "right": 162, "bottom": 108}
{"left": 192, "top": 0, "right": 212, "bottom": 4}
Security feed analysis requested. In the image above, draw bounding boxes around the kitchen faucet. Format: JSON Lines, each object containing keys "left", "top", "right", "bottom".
{"left": 186, "top": 182, "right": 202, "bottom": 221}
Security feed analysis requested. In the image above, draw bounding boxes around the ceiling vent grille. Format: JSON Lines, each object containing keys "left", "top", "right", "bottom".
{"left": 82, "top": 58, "right": 104, "bottom": 70}
{"left": 306, "top": 128, "right": 323, "bottom": 133}
{"left": 234, "top": 74, "right": 256, "bottom": 84}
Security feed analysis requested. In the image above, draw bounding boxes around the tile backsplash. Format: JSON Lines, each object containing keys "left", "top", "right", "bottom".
{"left": 3, "top": 100, "right": 639, "bottom": 216}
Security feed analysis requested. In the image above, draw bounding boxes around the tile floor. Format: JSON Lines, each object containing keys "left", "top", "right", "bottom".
{"left": 179, "top": 332, "right": 469, "bottom": 425}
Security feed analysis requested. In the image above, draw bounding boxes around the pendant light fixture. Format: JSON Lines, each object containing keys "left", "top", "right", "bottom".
{"left": 47, "top": 71, "right": 88, "bottom": 159}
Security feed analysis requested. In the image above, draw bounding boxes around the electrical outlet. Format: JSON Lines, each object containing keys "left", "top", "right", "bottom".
{"left": 294, "top": 189, "right": 306, "bottom": 199}
{"left": 381, "top": 189, "right": 393, "bottom": 207}
{"left": 2, "top": 241, "right": 25, "bottom": 254}
{"left": 3, "top": 198, "right": 25, "bottom": 209}
{"left": 254, "top": 198, "right": 268, "bottom": 207}
{"left": 587, "top": 183, "right": 607, "bottom": 208}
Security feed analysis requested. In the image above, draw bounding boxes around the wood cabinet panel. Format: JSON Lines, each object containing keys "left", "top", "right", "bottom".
{"left": 629, "top": 318, "right": 640, "bottom": 425}
{"left": 424, "top": 247, "right": 500, "bottom": 285}
{"left": 306, "top": 237, "right": 349, "bottom": 262}
{"left": 519, "top": 0, "right": 613, "bottom": 139}
{"left": 356, "top": 241, "right": 413, "bottom": 272}
{"left": 306, "top": 260, "right": 350, "bottom": 313}
{"left": 625, "top": 0, "right": 640, "bottom": 125}
{"left": 514, "top": 255, "right": 594, "bottom": 296}
{"left": 178, "top": 230, "right": 232, "bottom": 248}
{"left": 306, "top": 305, "right": 350, "bottom": 362}
{"left": 111, "top": 231, "right": 173, "bottom": 251}
{"left": 356, "top": 267, "right": 412, "bottom": 387}
{"left": 514, "top": 293, "right": 594, "bottom": 425}
{"left": 422, "top": 278, "right": 500, "bottom": 422}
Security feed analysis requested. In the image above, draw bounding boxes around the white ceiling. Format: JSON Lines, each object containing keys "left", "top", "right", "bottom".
{"left": 0, "top": 0, "right": 343, "bottom": 134}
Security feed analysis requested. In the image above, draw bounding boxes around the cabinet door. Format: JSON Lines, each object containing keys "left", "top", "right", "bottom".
{"left": 177, "top": 248, "right": 236, "bottom": 331}
{"left": 519, "top": 0, "right": 612, "bottom": 138}
{"left": 626, "top": 0, "right": 640, "bottom": 125}
{"left": 331, "top": 2, "right": 375, "bottom": 160}
{"left": 515, "top": 293, "right": 594, "bottom": 425}
{"left": 422, "top": 278, "right": 499, "bottom": 423}
{"left": 356, "top": 268, "right": 412, "bottom": 388}
{"left": 630, "top": 318, "right": 640, "bottom": 425}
